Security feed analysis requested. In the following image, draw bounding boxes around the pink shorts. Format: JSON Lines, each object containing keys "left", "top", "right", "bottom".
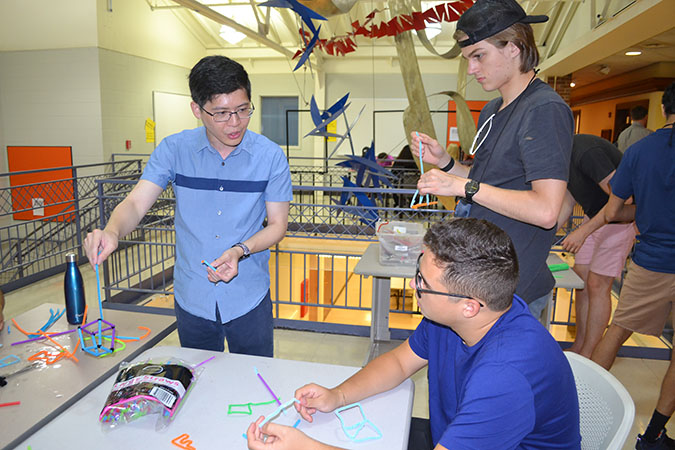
{"left": 574, "top": 219, "right": 636, "bottom": 278}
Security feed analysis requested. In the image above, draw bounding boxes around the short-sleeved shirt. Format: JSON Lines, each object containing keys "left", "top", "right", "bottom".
{"left": 409, "top": 296, "right": 581, "bottom": 449}
{"left": 141, "top": 127, "right": 292, "bottom": 322}
{"left": 469, "top": 79, "right": 574, "bottom": 302}
{"left": 569, "top": 134, "right": 622, "bottom": 218}
{"left": 617, "top": 122, "right": 652, "bottom": 153}
{"left": 610, "top": 128, "right": 675, "bottom": 273}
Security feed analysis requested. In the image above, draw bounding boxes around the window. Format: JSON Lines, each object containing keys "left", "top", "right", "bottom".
{"left": 261, "top": 96, "right": 298, "bottom": 147}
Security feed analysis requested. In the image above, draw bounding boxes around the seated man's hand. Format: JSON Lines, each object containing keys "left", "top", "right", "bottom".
{"left": 294, "top": 384, "right": 342, "bottom": 422}
{"left": 246, "top": 416, "right": 316, "bottom": 450}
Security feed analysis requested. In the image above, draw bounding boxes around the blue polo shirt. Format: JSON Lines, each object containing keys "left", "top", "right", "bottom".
{"left": 610, "top": 128, "right": 675, "bottom": 273}
{"left": 409, "top": 296, "right": 581, "bottom": 449}
{"left": 141, "top": 127, "right": 292, "bottom": 322}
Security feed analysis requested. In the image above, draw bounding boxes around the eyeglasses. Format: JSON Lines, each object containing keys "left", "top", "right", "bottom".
{"left": 414, "top": 253, "right": 484, "bottom": 307}
{"left": 200, "top": 103, "right": 255, "bottom": 123}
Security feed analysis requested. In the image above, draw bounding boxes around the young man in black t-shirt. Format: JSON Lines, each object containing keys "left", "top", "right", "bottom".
{"left": 412, "top": 0, "right": 573, "bottom": 322}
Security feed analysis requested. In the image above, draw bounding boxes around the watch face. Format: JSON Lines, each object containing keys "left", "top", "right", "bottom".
{"left": 466, "top": 180, "right": 479, "bottom": 194}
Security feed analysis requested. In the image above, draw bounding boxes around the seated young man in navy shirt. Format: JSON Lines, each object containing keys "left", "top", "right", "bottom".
{"left": 247, "top": 218, "right": 581, "bottom": 450}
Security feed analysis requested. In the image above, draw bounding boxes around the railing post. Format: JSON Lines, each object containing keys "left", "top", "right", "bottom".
{"left": 72, "top": 166, "right": 83, "bottom": 260}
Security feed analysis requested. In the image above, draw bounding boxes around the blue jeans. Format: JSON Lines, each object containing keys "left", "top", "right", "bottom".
{"left": 528, "top": 290, "right": 554, "bottom": 325}
{"left": 174, "top": 290, "right": 274, "bottom": 357}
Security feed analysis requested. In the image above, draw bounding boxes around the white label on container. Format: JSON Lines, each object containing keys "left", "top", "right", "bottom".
{"left": 150, "top": 386, "right": 177, "bottom": 408}
{"left": 395, "top": 245, "right": 408, "bottom": 252}
{"left": 393, "top": 226, "right": 407, "bottom": 234}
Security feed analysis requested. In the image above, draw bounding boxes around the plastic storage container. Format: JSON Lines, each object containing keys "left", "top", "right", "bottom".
{"left": 377, "top": 221, "right": 425, "bottom": 265}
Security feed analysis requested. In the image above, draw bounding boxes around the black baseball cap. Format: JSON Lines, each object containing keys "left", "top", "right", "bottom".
{"left": 456, "top": 0, "right": 548, "bottom": 48}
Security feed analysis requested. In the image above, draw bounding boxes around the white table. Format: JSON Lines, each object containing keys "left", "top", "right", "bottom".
{"left": 354, "top": 244, "right": 585, "bottom": 361}
{"left": 0, "top": 303, "right": 176, "bottom": 450}
{"left": 15, "top": 346, "right": 414, "bottom": 450}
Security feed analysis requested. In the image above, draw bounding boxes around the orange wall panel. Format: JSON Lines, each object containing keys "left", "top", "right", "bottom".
{"left": 7, "top": 146, "right": 75, "bottom": 222}
{"left": 446, "top": 100, "right": 488, "bottom": 150}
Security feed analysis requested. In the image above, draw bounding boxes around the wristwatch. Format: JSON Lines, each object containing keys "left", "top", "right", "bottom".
{"left": 464, "top": 179, "right": 480, "bottom": 204}
{"left": 232, "top": 242, "right": 251, "bottom": 260}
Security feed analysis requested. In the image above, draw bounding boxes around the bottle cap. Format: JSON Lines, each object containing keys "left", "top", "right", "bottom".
{"left": 66, "top": 253, "right": 77, "bottom": 263}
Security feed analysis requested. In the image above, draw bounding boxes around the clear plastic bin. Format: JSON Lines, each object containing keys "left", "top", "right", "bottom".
{"left": 376, "top": 221, "right": 425, "bottom": 266}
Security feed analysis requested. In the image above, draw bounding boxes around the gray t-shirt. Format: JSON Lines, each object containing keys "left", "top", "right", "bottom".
{"left": 468, "top": 79, "right": 573, "bottom": 303}
{"left": 617, "top": 122, "right": 652, "bottom": 153}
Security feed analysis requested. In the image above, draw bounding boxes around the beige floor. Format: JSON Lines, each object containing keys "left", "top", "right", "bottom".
{"left": 3, "top": 267, "right": 671, "bottom": 450}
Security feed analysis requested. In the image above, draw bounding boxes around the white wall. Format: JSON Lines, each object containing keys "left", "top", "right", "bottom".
{"left": 0, "top": 48, "right": 105, "bottom": 169}
{"left": 0, "top": 0, "right": 98, "bottom": 51}
{"left": 98, "top": 49, "right": 194, "bottom": 161}
{"left": 0, "top": 0, "right": 501, "bottom": 173}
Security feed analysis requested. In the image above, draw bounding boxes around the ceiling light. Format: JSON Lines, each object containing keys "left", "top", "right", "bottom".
{"left": 219, "top": 25, "right": 246, "bottom": 45}
{"left": 625, "top": 50, "right": 642, "bottom": 56}
{"left": 570, "top": 82, "right": 576, "bottom": 87}
{"left": 598, "top": 65, "right": 611, "bottom": 75}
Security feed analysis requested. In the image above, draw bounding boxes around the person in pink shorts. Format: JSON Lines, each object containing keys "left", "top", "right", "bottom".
{"left": 557, "top": 134, "right": 635, "bottom": 358}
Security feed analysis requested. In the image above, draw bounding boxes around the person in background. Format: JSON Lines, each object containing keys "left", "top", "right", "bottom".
{"left": 247, "top": 218, "right": 581, "bottom": 450}
{"left": 591, "top": 82, "right": 675, "bottom": 450}
{"left": 556, "top": 134, "right": 635, "bottom": 358}
{"left": 376, "top": 152, "right": 394, "bottom": 167}
{"left": 412, "top": 0, "right": 573, "bottom": 322}
{"left": 617, "top": 105, "right": 652, "bottom": 153}
{"left": 83, "top": 56, "right": 292, "bottom": 357}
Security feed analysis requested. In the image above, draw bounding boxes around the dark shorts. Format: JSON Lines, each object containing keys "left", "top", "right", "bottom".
{"left": 174, "top": 290, "right": 274, "bottom": 357}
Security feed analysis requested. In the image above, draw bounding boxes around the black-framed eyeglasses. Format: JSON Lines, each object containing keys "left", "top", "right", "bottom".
{"left": 414, "top": 253, "right": 484, "bottom": 307}
{"left": 200, "top": 103, "right": 255, "bottom": 123}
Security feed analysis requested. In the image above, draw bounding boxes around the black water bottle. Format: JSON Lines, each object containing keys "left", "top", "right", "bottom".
{"left": 64, "top": 253, "right": 86, "bottom": 325}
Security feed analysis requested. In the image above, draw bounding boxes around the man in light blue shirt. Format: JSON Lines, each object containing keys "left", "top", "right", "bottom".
{"left": 84, "top": 56, "right": 292, "bottom": 357}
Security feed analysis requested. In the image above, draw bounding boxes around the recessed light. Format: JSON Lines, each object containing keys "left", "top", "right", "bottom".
{"left": 625, "top": 51, "right": 642, "bottom": 56}
{"left": 570, "top": 82, "right": 576, "bottom": 87}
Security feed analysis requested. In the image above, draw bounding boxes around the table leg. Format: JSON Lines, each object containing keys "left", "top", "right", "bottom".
{"left": 366, "top": 276, "right": 392, "bottom": 364}
{"left": 371, "top": 276, "right": 391, "bottom": 342}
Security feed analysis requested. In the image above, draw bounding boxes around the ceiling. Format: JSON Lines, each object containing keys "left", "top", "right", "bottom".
{"left": 146, "top": 0, "right": 674, "bottom": 90}
{"left": 571, "top": 26, "right": 675, "bottom": 87}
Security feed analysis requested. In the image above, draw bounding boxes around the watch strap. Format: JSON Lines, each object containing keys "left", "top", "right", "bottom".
{"left": 232, "top": 242, "right": 250, "bottom": 259}
{"left": 464, "top": 180, "right": 480, "bottom": 204}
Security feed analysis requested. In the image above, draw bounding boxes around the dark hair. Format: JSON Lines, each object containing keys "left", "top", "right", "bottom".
{"left": 423, "top": 218, "right": 519, "bottom": 311}
{"left": 663, "top": 82, "right": 675, "bottom": 117}
{"left": 630, "top": 105, "right": 648, "bottom": 121}
{"left": 188, "top": 56, "right": 251, "bottom": 107}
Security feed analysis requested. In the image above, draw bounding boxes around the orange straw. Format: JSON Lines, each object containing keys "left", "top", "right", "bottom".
{"left": 411, "top": 201, "right": 438, "bottom": 209}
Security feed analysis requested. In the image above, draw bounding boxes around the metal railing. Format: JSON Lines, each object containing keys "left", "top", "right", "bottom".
{"left": 97, "top": 175, "right": 451, "bottom": 339}
{"left": 0, "top": 160, "right": 143, "bottom": 290}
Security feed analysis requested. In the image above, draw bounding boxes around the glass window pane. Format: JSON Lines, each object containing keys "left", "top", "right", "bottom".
{"left": 261, "top": 96, "right": 298, "bottom": 146}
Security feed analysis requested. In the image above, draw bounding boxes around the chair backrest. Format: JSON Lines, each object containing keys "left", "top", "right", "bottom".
{"left": 565, "top": 352, "right": 635, "bottom": 450}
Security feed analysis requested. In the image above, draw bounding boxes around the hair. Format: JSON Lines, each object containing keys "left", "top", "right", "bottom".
{"left": 423, "top": 218, "right": 519, "bottom": 311}
{"left": 663, "top": 82, "right": 675, "bottom": 117}
{"left": 188, "top": 56, "right": 251, "bottom": 107}
{"left": 454, "top": 23, "right": 539, "bottom": 73}
{"left": 630, "top": 105, "right": 648, "bottom": 121}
